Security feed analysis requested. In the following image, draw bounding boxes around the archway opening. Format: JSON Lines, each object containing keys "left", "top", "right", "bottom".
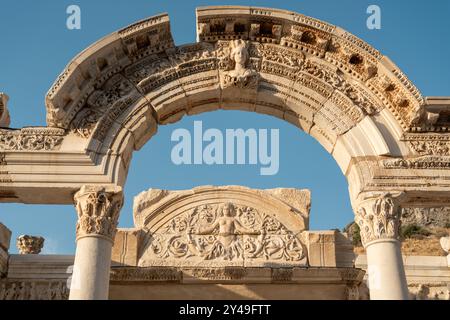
{"left": 120, "top": 109, "right": 354, "bottom": 233}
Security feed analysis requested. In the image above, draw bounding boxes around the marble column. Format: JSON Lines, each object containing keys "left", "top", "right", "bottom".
{"left": 69, "top": 185, "right": 123, "bottom": 300}
{"left": 354, "top": 193, "right": 409, "bottom": 300}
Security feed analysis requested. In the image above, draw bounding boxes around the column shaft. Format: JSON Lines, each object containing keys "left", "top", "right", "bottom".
{"left": 69, "top": 185, "right": 123, "bottom": 300}
{"left": 365, "top": 239, "right": 409, "bottom": 300}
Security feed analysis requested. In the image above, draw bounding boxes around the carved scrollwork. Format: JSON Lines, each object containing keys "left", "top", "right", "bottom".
{"left": 409, "top": 284, "right": 450, "bottom": 300}
{"left": 0, "top": 93, "right": 10, "bottom": 127}
{"left": 0, "top": 128, "right": 65, "bottom": 151}
{"left": 70, "top": 75, "right": 137, "bottom": 138}
{"left": 409, "top": 140, "right": 450, "bottom": 156}
{"left": 383, "top": 156, "right": 450, "bottom": 170}
{"left": 139, "top": 202, "right": 307, "bottom": 267}
{"left": 355, "top": 193, "right": 403, "bottom": 246}
{"left": 74, "top": 185, "right": 123, "bottom": 241}
{"left": 402, "top": 133, "right": 450, "bottom": 156}
{"left": 16, "top": 235, "right": 44, "bottom": 254}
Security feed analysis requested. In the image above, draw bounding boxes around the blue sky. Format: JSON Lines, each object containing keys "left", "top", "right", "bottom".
{"left": 0, "top": 0, "right": 449, "bottom": 254}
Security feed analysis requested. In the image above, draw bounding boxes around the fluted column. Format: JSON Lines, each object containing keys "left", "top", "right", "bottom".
{"left": 69, "top": 185, "right": 123, "bottom": 300}
{"left": 354, "top": 193, "right": 409, "bottom": 300}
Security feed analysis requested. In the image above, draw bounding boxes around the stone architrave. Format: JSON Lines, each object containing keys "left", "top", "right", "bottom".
{"left": 74, "top": 185, "right": 124, "bottom": 241}
{"left": 440, "top": 236, "right": 450, "bottom": 267}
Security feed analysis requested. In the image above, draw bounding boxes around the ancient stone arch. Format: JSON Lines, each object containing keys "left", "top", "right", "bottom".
{"left": 1, "top": 6, "right": 449, "bottom": 300}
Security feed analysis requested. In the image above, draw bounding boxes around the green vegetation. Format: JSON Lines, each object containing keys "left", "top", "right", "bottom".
{"left": 400, "top": 224, "right": 431, "bottom": 240}
{"left": 344, "top": 222, "right": 362, "bottom": 246}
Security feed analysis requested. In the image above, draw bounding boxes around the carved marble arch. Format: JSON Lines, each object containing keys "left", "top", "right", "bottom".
{"left": 1, "top": 6, "right": 450, "bottom": 207}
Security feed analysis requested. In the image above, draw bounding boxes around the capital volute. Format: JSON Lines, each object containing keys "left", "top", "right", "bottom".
{"left": 353, "top": 192, "right": 406, "bottom": 247}
{"left": 74, "top": 185, "right": 124, "bottom": 241}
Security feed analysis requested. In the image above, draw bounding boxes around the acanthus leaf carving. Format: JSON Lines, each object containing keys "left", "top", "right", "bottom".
{"left": 0, "top": 128, "right": 65, "bottom": 151}
{"left": 355, "top": 193, "right": 403, "bottom": 246}
{"left": 74, "top": 185, "right": 124, "bottom": 241}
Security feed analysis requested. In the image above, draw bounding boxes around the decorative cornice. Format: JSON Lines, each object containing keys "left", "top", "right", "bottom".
{"left": 383, "top": 156, "right": 450, "bottom": 170}
{"left": 354, "top": 193, "right": 404, "bottom": 247}
{"left": 74, "top": 185, "right": 123, "bottom": 241}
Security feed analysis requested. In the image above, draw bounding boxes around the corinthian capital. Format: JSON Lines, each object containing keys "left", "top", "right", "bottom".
{"left": 354, "top": 193, "right": 405, "bottom": 247}
{"left": 74, "top": 185, "right": 123, "bottom": 241}
{"left": 16, "top": 235, "right": 44, "bottom": 254}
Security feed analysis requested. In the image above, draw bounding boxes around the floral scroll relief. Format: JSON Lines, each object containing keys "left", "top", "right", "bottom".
{"left": 139, "top": 202, "right": 307, "bottom": 267}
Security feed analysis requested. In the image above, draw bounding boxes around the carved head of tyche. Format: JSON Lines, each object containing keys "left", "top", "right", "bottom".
{"left": 229, "top": 39, "right": 249, "bottom": 70}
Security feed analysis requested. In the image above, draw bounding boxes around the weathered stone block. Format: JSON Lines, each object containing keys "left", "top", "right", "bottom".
{"left": 305, "top": 230, "right": 340, "bottom": 267}
{"left": 112, "top": 229, "right": 141, "bottom": 267}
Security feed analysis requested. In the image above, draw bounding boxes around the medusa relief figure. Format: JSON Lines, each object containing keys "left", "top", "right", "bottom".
{"left": 220, "top": 39, "right": 259, "bottom": 89}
